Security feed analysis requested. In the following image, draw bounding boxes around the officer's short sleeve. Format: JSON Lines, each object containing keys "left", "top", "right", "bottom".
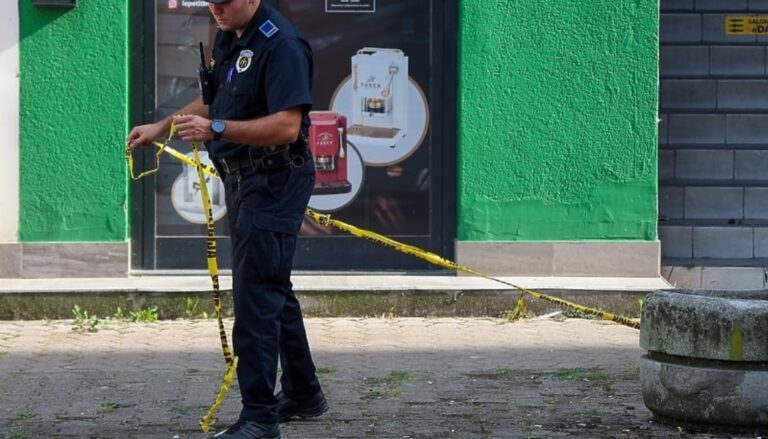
{"left": 264, "top": 39, "right": 312, "bottom": 115}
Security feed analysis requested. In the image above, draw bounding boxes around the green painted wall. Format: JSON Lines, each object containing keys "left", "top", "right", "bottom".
{"left": 458, "top": 1, "right": 658, "bottom": 241}
{"left": 19, "top": 2, "right": 129, "bottom": 242}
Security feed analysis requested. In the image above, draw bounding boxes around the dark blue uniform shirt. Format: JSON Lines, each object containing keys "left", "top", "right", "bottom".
{"left": 208, "top": 3, "right": 313, "bottom": 159}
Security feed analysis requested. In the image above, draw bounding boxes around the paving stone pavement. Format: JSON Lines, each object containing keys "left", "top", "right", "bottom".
{"left": 0, "top": 318, "right": 761, "bottom": 439}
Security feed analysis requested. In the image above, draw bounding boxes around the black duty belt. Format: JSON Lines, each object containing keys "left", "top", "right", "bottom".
{"left": 218, "top": 146, "right": 294, "bottom": 175}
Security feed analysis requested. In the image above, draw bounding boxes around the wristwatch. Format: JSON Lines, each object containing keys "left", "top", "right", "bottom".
{"left": 211, "top": 119, "right": 226, "bottom": 141}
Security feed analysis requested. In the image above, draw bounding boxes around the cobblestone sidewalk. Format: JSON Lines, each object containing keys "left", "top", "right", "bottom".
{"left": 0, "top": 318, "right": 758, "bottom": 438}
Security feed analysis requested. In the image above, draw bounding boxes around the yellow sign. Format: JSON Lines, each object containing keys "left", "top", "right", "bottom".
{"left": 726, "top": 16, "right": 768, "bottom": 35}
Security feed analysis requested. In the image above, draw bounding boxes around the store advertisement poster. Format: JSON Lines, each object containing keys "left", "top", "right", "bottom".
{"left": 154, "top": 0, "right": 432, "bottom": 241}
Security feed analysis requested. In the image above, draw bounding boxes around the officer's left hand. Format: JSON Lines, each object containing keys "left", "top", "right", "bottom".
{"left": 174, "top": 114, "right": 213, "bottom": 142}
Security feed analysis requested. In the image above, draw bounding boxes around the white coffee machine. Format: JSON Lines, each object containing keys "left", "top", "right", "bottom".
{"left": 349, "top": 47, "right": 409, "bottom": 149}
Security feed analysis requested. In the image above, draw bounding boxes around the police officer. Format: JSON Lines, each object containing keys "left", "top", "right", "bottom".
{"left": 127, "top": 1, "right": 327, "bottom": 438}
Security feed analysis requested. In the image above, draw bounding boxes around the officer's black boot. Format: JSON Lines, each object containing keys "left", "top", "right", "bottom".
{"left": 210, "top": 419, "right": 280, "bottom": 439}
{"left": 276, "top": 390, "right": 329, "bottom": 422}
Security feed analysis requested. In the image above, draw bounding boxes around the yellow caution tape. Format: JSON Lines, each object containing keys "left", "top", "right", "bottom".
{"left": 125, "top": 140, "right": 161, "bottom": 180}
{"left": 191, "top": 142, "right": 234, "bottom": 366}
{"left": 199, "top": 356, "right": 239, "bottom": 432}
{"left": 132, "top": 136, "right": 641, "bottom": 329}
{"left": 190, "top": 142, "right": 239, "bottom": 432}
{"left": 126, "top": 131, "right": 640, "bottom": 427}
{"left": 126, "top": 125, "right": 238, "bottom": 433}
{"left": 150, "top": 141, "right": 641, "bottom": 330}
{"left": 305, "top": 210, "right": 641, "bottom": 330}
{"left": 152, "top": 141, "right": 220, "bottom": 178}
{"left": 506, "top": 294, "right": 529, "bottom": 322}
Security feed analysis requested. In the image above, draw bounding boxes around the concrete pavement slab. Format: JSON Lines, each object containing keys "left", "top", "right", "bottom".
{"left": 0, "top": 318, "right": 756, "bottom": 438}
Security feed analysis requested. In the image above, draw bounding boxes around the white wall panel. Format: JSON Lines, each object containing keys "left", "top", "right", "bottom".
{"left": 0, "top": 0, "right": 19, "bottom": 242}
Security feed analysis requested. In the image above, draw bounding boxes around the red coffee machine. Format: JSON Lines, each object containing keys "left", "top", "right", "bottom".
{"left": 308, "top": 111, "right": 352, "bottom": 195}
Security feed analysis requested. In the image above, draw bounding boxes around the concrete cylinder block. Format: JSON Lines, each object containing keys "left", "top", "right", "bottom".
{"left": 641, "top": 356, "right": 768, "bottom": 427}
{"left": 640, "top": 289, "right": 768, "bottom": 429}
{"left": 640, "top": 290, "right": 768, "bottom": 362}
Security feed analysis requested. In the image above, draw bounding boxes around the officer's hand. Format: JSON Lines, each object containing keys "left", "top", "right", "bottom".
{"left": 127, "top": 122, "right": 165, "bottom": 150}
{"left": 174, "top": 114, "right": 213, "bottom": 142}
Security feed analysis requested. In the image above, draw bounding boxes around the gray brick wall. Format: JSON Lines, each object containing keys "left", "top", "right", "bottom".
{"left": 660, "top": 149, "right": 675, "bottom": 180}
{"left": 662, "top": 15, "right": 703, "bottom": 43}
{"left": 718, "top": 80, "right": 768, "bottom": 110}
{"left": 704, "top": 14, "right": 757, "bottom": 44}
{"left": 661, "top": 0, "right": 694, "bottom": 11}
{"left": 668, "top": 114, "right": 725, "bottom": 144}
{"left": 726, "top": 114, "right": 768, "bottom": 143}
{"left": 697, "top": 0, "right": 748, "bottom": 10}
{"left": 710, "top": 46, "right": 765, "bottom": 75}
{"left": 735, "top": 150, "right": 768, "bottom": 179}
{"left": 752, "top": 0, "right": 768, "bottom": 11}
{"left": 675, "top": 149, "right": 733, "bottom": 179}
{"left": 660, "top": 186, "right": 685, "bottom": 220}
{"left": 661, "top": 46, "right": 709, "bottom": 76}
{"left": 693, "top": 227, "right": 753, "bottom": 258}
{"left": 754, "top": 228, "right": 768, "bottom": 256}
{"left": 660, "top": 225, "right": 693, "bottom": 258}
{"left": 685, "top": 187, "right": 743, "bottom": 219}
{"left": 660, "top": 3, "right": 768, "bottom": 265}
{"left": 744, "top": 187, "right": 768, "bottom": 218}
{"left": 662, "top": 80, "right": 717, "bottom": 109}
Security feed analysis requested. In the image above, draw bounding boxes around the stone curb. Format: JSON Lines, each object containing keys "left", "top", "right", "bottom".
{"left": 0, "top": 289, "right": 646, "bottom": 320}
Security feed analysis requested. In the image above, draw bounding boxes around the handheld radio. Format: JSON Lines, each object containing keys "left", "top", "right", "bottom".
{"left": 198, "top": 42, "right": 214, "bottom": 105}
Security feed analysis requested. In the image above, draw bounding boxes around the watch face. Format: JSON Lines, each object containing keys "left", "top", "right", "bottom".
{"left": 212, "top": 120, "right": 226, "bottom": 133}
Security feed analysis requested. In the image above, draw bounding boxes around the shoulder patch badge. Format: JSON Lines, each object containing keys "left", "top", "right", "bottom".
{"left": 259, "top": 19, "right": 279, "bottom": 38}
{"left": 236, "top": 49, "right": 254, "bottom": 73}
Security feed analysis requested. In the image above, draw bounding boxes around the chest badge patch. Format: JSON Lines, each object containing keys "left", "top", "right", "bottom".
{"left": 236, "top": 49, "right": 254, "bottom": 73}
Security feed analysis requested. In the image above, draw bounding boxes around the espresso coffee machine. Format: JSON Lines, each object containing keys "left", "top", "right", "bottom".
{"left": 309, "top": 111, "right": 353, "bottom": 195}
{"left": 349, "top": 47, "right": 409, "bottom": 148}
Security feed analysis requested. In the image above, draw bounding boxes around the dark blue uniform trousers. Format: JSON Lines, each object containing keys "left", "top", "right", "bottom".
{"left": 224, "top": 160, "right": 321, "bottom": 424}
